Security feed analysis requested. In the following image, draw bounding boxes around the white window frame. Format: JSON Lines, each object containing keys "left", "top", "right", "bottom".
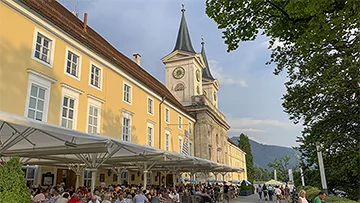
{"left": 123, "top": 82, "right": 132, "bottom": 105}
{"left": 147, "top": 122, "right": 154, "bottom": 147}
{"left": 165, "top": 107, "right": 170, "bottom": 123}
{"left": 188, "top": 122, "right": 192, "bottom": 134}
{"left": 178, "top": 135, "right": 183, "bottom": 153}
{"left": 86, "top": 95, "right": 103, "bottom": 134}
{"left": 64, "top": 47, "right": 82, "bottom": 80}
{"left": 122, "top": 110, "right": 132, "bottom": 141}
{"left": 24, "top": 70, "right": 55, "bottom": 122}
{"left": 146, "top": 171, "right": 152, "bottom": 185}
{"left": 22, "top": 165, "right": 39, "bottom": 187}
{"left": 89, "top": 61, "right": 102, "bottom": 90}
{"left": 60, "top": 84, "right": 81, "bottom": 129}
{"left": 189, "top": 141, "right": 193, "bottom": 156}
{"left": 120, "top": 170, "right": 128, "bottom": 185}
{"left": 83, "top": 170, "right": 92, "bottom": 187}
{"left": 178, "top": 115, "right": 182, "bottom": 129}
{"left": 147, "top": 96, "right": 154, "bottom": 116}
{"left": 31, "top": 28, "right": 56, "bottom": 67}
{"left": 165, "top": 130, "right": 170, "bottom": 151}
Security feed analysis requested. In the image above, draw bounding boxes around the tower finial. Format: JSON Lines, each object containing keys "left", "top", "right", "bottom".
{"left": 201, "top": 35, "right": 205, "bottom": 45}
{"left": 181, "top": 3, "right": 185, "bottom": 13}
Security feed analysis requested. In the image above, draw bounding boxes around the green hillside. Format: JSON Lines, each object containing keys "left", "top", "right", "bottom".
{"left": 230, "top": 136, "right": 298, "bottom": 169}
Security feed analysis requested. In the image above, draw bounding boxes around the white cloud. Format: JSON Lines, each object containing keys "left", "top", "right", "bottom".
{"left": 209, "top": 60, "right": 248, "bottom": 87}
{"left": 230, "top": 128, "right": 266, "bottom": 133}
{"left": 228, "top": 117, "right": 294, "bottom": 129}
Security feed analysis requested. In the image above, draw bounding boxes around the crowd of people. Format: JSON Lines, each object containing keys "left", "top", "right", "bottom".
{"left": 256, "top": 184, "right": 294, "bottom": 202}
{"left": 256, "top": 184, "right": 327, "bottom": 203}
{"left": 29, "top": 182, "right": 242, "bottom": 203}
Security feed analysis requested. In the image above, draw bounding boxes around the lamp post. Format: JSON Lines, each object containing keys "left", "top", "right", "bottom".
{"left": 316, "top": 142, "right": 328, "bottom": 194}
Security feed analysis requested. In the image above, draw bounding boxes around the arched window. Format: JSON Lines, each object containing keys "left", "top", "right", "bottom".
{"left": 174, "top": 83, "right": 185, "bottom": 91}
{"left": 173, "top": 83, "right": 185, "bottom": 102}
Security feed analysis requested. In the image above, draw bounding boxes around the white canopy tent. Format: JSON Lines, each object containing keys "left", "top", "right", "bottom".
{"left": 0, "top": 111, "right": 243, "bottom": 192}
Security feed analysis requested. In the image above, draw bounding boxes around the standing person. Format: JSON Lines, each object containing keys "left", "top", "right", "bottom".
{"left": 284, "top": 185, "right": 291, "bottom": 202}
{"left": 134, "top": 190, "right": 149, "bottom": 203}
{"left": 274, "top": 186, "right": 282, "bottom": 203}
{"left": 257, "top": 184, "right": 263, "bottom": 200}
{"left": 268, "top": 185, "right": 274, "bottom": 201}
{"left": 313, "top": 192, "right": 326, "bottom": 203}
{"left": 297, "top": 190, "right": 308, "bottom": 203}
{"left": 150, "top": 190, "right": 161, "bottom": 203}
{"left": 88, "top": 195, "right": 100, "bottom": 203}
{"left": 103, "top": 193, "right": 112, "bottom": 203}
{"left": 223, "top": 183, "right": 230, "bottom": 203}
{"left": 263, "top": 185, "right": 268, "bottom": 201}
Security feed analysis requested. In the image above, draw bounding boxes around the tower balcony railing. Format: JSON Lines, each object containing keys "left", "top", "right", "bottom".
{"left": 190, "top": 95, "right": 226, "bottom": 121}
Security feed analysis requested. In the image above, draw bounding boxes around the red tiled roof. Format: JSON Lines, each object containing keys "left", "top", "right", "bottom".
{"left": 21, "top": 0, "right": 192, "bottom": 117}
{"left": 227, "top": 137, "right": 238, "bottom": 147}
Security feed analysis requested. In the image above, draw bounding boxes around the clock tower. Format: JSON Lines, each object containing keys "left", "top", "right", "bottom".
{"left": 161, "top": 5, "right": 205, "bottom": 107}
{"left": 162, "top": 5, "right": 230, "bottom": 177}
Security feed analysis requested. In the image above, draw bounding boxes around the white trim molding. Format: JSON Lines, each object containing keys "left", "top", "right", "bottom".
{"left": 24, "top": 70, "right": 54, "bottom": 122}
{"left": 63, "top": 46, "right": 82, "bottom": 80}
{"left": 60, "top": 85, "right": 80, "bottom": 129}
{"left": 31, "top": 27, "right": 56, "bottom": 68}
{"left": 122, "top": 81, "right": 132, "bottom": 105}
{"left": 60, "top": 83, "right": 83, "bottom": 94}
{"left": 89, "top": 61, "right": 103, "bottom": 91}
{"left": 26, "top": 69, "right": 56, "bottom": 83}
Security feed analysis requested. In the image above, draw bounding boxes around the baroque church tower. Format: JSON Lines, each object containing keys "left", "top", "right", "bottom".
{"left": 162, "top": 5, "right": 230, "bottom": 167}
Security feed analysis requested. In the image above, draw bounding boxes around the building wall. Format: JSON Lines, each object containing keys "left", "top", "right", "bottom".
{"left": 227, "top": 141, "right": 248, "bottom": 181}
{"left": 1, "top": 1, "right": 194, "bottom": 186}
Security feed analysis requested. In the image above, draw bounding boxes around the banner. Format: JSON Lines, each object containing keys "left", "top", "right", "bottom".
{"left": 288, "top": 169, "right": 293, "bottom": 182}
{"left": 182, "top": 130, "right": 189, "bottom": 155}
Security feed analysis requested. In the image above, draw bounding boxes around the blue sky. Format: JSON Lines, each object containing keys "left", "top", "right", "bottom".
{"left": 59, "top": 0, "right": 303, "bottom": 147}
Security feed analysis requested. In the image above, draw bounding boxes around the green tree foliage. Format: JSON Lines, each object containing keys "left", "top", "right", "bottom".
{"left": 254, "top": 167, "right": 272, "bottom": 181}
{"left": 0, "top": 157, "right": 31, "bottom": 203}
{"left": 206, "top": 0, "right": 360, "bottom": 200}
{"left": 268, "top": 155, "right": 295, "bottom": 182}
{"left": 238, "top": 133, "right": 255, "bottom": 183}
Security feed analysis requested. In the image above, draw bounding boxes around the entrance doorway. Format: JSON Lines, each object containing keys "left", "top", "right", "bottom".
{"left": 56, "top": 169, "right": 75, "bottom": 188}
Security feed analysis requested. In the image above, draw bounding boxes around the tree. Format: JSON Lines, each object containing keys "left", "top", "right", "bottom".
{"left": 238, "top": 133, "right": 255, "bottom": 183}
{"left": 206, "top": 0, "right": 360, "bottom": 200}
{"left": 0, "top": 157, "right": 31, "bottom": 203}
{"left": 268, "top": 155, "right": 294, "bottom": 182}
{"left": 254, "top": 167, "right": 272, "bottom": 181}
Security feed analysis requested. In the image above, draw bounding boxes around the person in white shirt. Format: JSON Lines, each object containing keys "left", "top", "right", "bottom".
{"left": 298, "top": 190, "right": 308, "bottom": 203}
{"left": 169, "top": 190, "right": 180, "bottom": 202}
{"left": 88, "top": 195, "right": 101, "bottom": 203}
{"left": 103, "top": 193, "right": 112, "bottom": 203}
{"left": 274, "top": 186, "right": 282, "bottom": 203}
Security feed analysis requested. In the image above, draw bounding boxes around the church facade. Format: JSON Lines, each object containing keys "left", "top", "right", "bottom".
{"left": 162, "top": 6, "right": 238, "bottom": 179}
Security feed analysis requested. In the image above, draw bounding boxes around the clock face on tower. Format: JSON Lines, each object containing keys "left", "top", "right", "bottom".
{"left": 173, "top": 67, "right": 185, "bottom": 79}
{"left": 196, "top": 69, "right": 201, "bottom": 82}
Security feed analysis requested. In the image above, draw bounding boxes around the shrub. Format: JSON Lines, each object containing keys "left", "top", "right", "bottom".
{"left": 240, "top": 180, "right": 253, "bottom": 191}
{"left": 326, "top": 197, "right": 359, "bottom": 203}
{"left": 0, "top": 157, "right": 31, "bottom": 203}
{"left": 297, "top": 186, "right": 359, "bottom": 203}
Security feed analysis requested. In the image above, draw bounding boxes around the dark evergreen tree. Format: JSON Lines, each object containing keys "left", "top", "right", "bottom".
{"left": 0, "top": 157, "right": 31, "bottom": 203}
{"left": 238, "top": 133, "right": 255, "bottom": 183}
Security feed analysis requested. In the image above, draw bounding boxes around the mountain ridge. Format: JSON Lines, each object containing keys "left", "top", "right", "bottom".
{"left": 230, "top": 136, "right": 298, "bottom": 169}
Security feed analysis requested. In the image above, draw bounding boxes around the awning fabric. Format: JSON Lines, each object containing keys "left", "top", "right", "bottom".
{"left": 0, "top": 111, "right": 242, "bottom": 173}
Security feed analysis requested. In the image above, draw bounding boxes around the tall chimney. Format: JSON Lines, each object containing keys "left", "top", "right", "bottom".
{"left": 133, "top": 53, "right": 141, "bottom": 65}
{"left": 83, "top": 13, "right": 88, "bottom": 32}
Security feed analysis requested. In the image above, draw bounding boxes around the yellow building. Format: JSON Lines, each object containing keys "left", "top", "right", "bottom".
{"left": 0, "top": 0, "right": 195, "bottom": 187}
{"left": 226, "top": 138, "right": 248, "bottom": 182}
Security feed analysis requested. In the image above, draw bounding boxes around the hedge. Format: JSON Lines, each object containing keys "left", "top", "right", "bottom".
{"left": 297, "top": 186, "right": 359, "bottom": 203}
